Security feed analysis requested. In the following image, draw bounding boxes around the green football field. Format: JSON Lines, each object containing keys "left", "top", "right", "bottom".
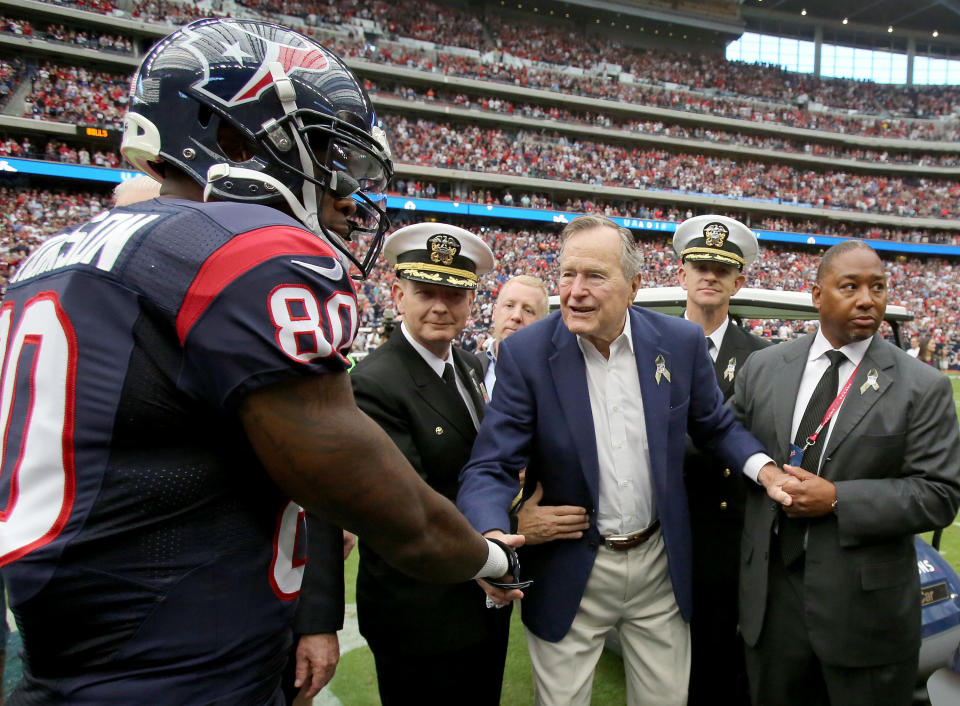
{"left": 5, "top": 375, "right": 960, "bottom": 704}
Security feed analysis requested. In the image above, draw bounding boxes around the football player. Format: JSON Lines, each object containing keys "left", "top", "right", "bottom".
{"left": 0, "top": 18, "right": 521, "bottom": 704}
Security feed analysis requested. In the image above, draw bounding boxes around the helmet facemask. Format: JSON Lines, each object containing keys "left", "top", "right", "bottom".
{"left": 254, "top": 108, "right": 393, "bottom": 278}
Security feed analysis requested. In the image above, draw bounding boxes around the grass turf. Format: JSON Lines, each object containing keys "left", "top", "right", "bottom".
{"left": 327, "top": 550, "right": 629, "bottom": 705}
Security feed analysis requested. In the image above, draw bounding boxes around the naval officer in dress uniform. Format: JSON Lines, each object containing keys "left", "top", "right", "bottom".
{"left": 675, "top": 215, "right": 769, "bottom": 706}
{"left": 350, "top": 223, "right": 512, "bottom": 706}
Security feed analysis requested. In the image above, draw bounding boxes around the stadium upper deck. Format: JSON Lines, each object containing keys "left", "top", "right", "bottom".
{"left": 0, "top": 0, "right": 956, "bottom": 250}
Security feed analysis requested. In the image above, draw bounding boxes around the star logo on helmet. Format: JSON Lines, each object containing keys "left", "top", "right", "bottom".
{"left": 222, "top": 41, "right": 253, "bottom": 64}
{"left": 189, "top": 28, "right": 331, "bottom": 107}
{"left": 229, "top": 40, "right": 330, "bottom": 104}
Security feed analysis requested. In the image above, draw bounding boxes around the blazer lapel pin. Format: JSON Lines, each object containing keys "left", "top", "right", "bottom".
{"left": 654, "top": 354, "right": 671, "bottom": 385}
{"left": 859, "top": 368, "right": 880, "bottom": 394}
{"left": 723, "top": 357, "right": 737, "bottom": 382}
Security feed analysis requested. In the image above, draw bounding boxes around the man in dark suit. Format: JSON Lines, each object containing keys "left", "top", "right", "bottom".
{"left": 479, "top": 274, "right": 591, "bottom": 546}
{"left": 281, "top": 520, "right": 353, "bottom": 704}
{"left": 457, "top": 215, "right": 785, "bottom": 705}
{"left": 674, "top": 215, "right": 769, "bottom": 705}
{"left": 730, "top": 240, "right": 960, "bottom": 706}
{"left": 352, "top": 222, "right": 512, "bottom": 705}
{"left": 478, "top": 275, "right": 550, "bottom": 395}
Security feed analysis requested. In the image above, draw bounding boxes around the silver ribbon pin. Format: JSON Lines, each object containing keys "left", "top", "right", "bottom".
{"left": 654, "top": 354, "right": 671, "bottom": 385}
{"left": 469, "top": 369, "right": 488, "bottom": 403}
{"left": 859, "top": 368, "right": 880, "bottom": 394}
{"left": 723, "top": 357, "right": 737, "bottom": 382}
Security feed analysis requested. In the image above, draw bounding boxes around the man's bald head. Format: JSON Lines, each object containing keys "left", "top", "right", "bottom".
{"left": 816, "top": 240, "right": 879, "bottom": 284}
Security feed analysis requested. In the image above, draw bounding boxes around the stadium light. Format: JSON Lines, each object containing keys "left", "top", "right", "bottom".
{"left": 842, "top": 18, "right": 848, "bottom": 25}
{"left": 887, "top": 25, "right": 894, "bottom": 33}
{"left": 933, "top": 30, "right": 939, "bottom": 37}
{"left": 801, "top": 8, "right": 807, "bottom": 15}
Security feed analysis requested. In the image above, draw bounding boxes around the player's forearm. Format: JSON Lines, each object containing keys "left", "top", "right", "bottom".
{"left": 240, "top": 374, "right": 489, "bottom": 582}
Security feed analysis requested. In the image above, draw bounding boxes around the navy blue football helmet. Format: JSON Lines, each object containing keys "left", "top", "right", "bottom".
{"left": 121, "top": 18, "right": 392, "bottom": 277}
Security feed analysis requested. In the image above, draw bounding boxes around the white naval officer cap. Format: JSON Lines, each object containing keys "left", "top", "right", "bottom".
{"left": 384, "top": 222, "right": 494, "bottom": 290}
{"left": 672, "top": 214, "right": 759, "bottom": 271}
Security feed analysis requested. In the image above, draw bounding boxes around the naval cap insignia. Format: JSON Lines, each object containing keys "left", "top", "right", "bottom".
{"left": 428, "top": 233, "right": 460, "bottom": 267}
{"left": 703, "top": 222, "right": 729, "bottom": 248}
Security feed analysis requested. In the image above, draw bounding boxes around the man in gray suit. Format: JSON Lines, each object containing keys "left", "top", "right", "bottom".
{"left": 730, "top": 240, "right": 960, "bottom": 706}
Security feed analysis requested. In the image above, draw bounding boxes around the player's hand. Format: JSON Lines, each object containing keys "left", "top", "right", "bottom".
{"left": 480, "top": 531, "right": 526, "bottom": 606}
{"left": 294, "top": 632, "right": 340, "bottom": 698}
{"left": 516, "top": 483, "right": 590, "bottom": 545}
{"left": 758, "top": 462, "right": 793, "bottom": 506}
{"left": 342, "top": 530, "right": 356, "bottom": 560}
{"left": 781, "top": 464, "right": 837, "bottom": 518}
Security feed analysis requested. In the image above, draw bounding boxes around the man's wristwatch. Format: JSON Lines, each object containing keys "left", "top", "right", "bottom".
{"left": 483, "top": 537, "right": 533, "bottom": 590}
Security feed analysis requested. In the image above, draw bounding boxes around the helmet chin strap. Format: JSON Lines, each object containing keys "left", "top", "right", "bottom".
{"left": 267, "top": 61, "right": 324, "bottom": 241}
{"left": 202, "top": 64, "right": 364, "bottom": 274}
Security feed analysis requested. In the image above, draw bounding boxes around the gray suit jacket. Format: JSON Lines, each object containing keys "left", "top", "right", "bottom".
{"left": 730, "top": 333, "right": 960, "bottom": 667}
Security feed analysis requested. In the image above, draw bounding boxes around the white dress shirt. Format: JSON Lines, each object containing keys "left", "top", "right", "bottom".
{"left": 400, "top": 322, "right": 480, "bottom": 429}
{"left": 577, "top": 314, "right": 655, "bottom": 536}
{"left": 483, "top": 348, "right": 497, "bottom": 395}
{"left": 790, "top": 330, "right": 873, "bottom": 471}
{"left": 684, "top": 312, "right": 730, "bottom": 364}
{"left": 681, "top": 313, "right": 774, "bottom": 483}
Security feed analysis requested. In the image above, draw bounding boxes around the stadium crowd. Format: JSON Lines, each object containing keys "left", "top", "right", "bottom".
{"left": 3, "top": 0, "right": 957, "bottom": 364}
{"left": 384, "top": 115, "right": 960, "bottom": 218}
{"left": 0, "top": 134, "right": 122, "bottom": 166}
{"left": 0, "top": 184, "right": 955, "bottom": 367}
{"left": 0, "top": 58, "right": 23, "bottom": 110}
{"left": 332, "top": 39, "right": 958, "bottom": 139}
{"left": 0, "top": 15, "right": 133, "bottom": 52}
{"left": 23, "top": 0, "right": 960, "bottom": 139}
{"left": 353, "top": 217, "right": 960, "bottom": 367}
{"left": 22, "top": 62, "right": 129, "bottom": 129}
{"left": 374, "top": 82, "right": 960, "bottom": 167}
{"left": 226, "top": 0, "right": 960, "bottom": 120}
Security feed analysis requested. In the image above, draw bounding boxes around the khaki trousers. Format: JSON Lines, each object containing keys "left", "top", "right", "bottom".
{"left": 525, "top": 531, "right": 690, "bottom": 706}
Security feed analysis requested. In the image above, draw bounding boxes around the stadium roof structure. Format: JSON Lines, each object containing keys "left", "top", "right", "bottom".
{"left": 740, "top": 0, "right": 960, "bottom": 54}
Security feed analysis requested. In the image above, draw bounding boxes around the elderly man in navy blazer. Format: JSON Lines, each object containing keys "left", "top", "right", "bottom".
{"left": 457, "top": 215, "right": 785, "bottom": 705}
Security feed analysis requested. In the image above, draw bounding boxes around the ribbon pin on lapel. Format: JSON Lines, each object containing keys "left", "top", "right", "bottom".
{"left": 654, "top": 354, "right": 671, "bottom": 385}
{"left": 859, "top": 368, "right": 880, "bottom": 395}
{"left": 468, "top": 368, "right": 489, "bottom": 403}
{"left": 723, "top": 357, "right": 737, "bottom": 382}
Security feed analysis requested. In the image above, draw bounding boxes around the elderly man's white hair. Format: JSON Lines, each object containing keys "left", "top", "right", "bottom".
{"left": 113, "top": 175, "right": 161, "bottom": 207}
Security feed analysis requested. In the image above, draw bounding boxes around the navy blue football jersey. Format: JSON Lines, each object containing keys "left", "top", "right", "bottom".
{"left": 0, "top": 197, "right": 358, "bottom": 704}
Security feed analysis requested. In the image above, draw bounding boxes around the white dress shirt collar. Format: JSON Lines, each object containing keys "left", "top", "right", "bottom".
{"left": 807, "top": 329, "right": 873, "bottom": 369}
{"left": 790, "top": 330, "right": 875, "bottom": 464}
{"left": 400, "top": 322, "right": 480, "bottom": 428}
{"left": 400, "top": 321, "right": 451, "bottom": 376}
{"left": 577, "top": 312, "right": 633, "bottom": 359}
{"left": 684, "top": 312, "right": 729, "bottom": 362}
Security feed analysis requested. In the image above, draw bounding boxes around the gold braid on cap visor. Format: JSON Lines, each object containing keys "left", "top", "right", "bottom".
{"left": 680, "top": 246, "right": 745, "bottom": 268}
{"left": 395, "top": 261, "right": 478, "bottom": 283}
